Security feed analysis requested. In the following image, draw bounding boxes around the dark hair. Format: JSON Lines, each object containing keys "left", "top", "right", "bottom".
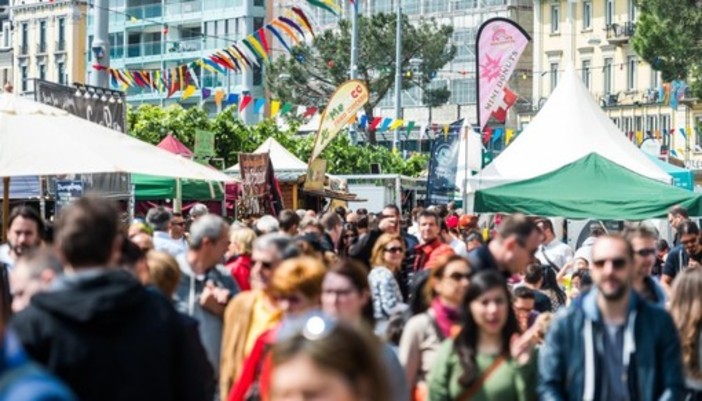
{"left": 513, "top": 286, "right": 535, "bottom": 301}
{"left": 120, "top": 236, "right": 146, "bottom": 271}
{"left": 55, "top": 198, "right": 119, "bottom": 268}
{"left": 669, "top": 205, "right": 689, "bottom": 219}
{"left": 7, "top": 205, "right": 44, "bottom": 240}
{"left": 278, "top": 209, "right": 301, "bottom": 232}
{"left": 356, "top": 216, "right": 369, "bottom": 230}
{"left": 541, "top": 265, "right": 566, "bottom": 306}
{"left": 590, "top": 225, "right": 606, "bottom": 237}
{"left": 383, "top": 204, "right": 400, "bottom": 216}
{"left": 465, "top": 230, "right": 483, "bottom": 244}
{"left": 679, "top": 220, "right": 700, "bottom": 236}
{"left": 624, "top": 226, "right": 657, "bottom": 242}
{"left": 146, "top": 206, "right": 172, "bottom": 232}
{"left": 578, "top": 269, "right": 593, "bottom": 290}
{"left": 454, "top": 270, "right": 519, "bottom": 387}
{"left": 321, "top": 212, "right": 343, "bottom": 232}
{"left": 328, "top": 260, "right": 374, "bottom": 326}
{"left": 425, "top": 255, "right": 471, "bottom": 304}
{"left": 524, "top": 263, "right": 543, "bottom": 285}
{"left": 497, "top": 214, "right": 539, "bottom": 243}
{"left": 656, "top": 239, "right": 670, "bottom": 252}
{"left": 334, "top": 206, "right": 347, "bottom": 220}
{"left": 271, "top": 321, "right": 390, "bottom": 401}
{"left": 356, "top": 208, "right": 368, "bottom": 216}
{"left": 418, "top": 210, "right": 440, "bottom": 226}
{"left": 536, "top": 218, "right": 554, "bottom": 234}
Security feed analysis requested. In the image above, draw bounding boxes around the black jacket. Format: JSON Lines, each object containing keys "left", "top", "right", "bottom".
{"left": 10, "top": 269, "right": 209, "bottom": 401}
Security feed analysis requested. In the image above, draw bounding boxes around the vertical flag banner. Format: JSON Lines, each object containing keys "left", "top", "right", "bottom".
{"left": 476, "top": 18, "right": 530, "bottom": 131}
{"left": 426, "top": 120, "right": 463, "bottom": 206}
{"left": 310, "top": 80, "right": 369, "bottom": 161}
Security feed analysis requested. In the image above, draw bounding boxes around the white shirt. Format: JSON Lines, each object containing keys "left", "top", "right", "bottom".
{"left": 450, "top": 238, "right": 470, "bottom": 259}
{"left": 0, "top": 244, "right": 13, "bottom": 269}
{"left": 536, "top": 238, "right": 574, "bottom": 270}
{"left": 153, "top": 231, "right": 188, "bottom": 257}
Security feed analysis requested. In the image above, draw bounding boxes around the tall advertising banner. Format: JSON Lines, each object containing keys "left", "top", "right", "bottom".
{"left": 310, "top": 80, "right": 369, "bottom": 162}
{"left": 476, "top": 18, "right": 530, "bottom": 131}
{"left": 426, "top": 120, "right": 463, "bottom": 206}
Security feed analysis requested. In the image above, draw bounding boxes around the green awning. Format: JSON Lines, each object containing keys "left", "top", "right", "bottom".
{"left": 132, "top": 174, "right": 224, "bottom": 201}
{"left": 474, "top": 153, "right": 702, "bottom": 220}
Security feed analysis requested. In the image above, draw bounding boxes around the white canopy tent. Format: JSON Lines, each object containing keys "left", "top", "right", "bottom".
{"left": 226, "top": 137, "right": 308, "bottom": 181}
{"left": 464, "top": 65, "right": 670, "bottom": 196}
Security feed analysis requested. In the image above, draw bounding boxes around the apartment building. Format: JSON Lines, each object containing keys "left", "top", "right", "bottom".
{"left": 11, "top": 0, "right": 87, "bottom": 94}
{"left": 528, "top": 0, "right": 702, "bottom": 166}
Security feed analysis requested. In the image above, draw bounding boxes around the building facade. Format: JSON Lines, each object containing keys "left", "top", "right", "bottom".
{"left": 10, "top": 0, "right": 87, "bottom": 94}
{"left": 0, "top": 0, "right": 11, "bottom": 91}
{"left": 87, "top": 0, "right": 265, "bottom": 116}
{"left": 528, "top": 0, "right": 702, "bottom": 168}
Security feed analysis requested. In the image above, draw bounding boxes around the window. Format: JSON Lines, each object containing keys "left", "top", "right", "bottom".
{"left": 39, "top": 20, "right": 46, "bottom": 52}
{"left": 628, "top": 0, "right": 637, "bottom": 21}
{"left": 660, "top": 115, "right": 670, "bottom": 131}
{"left": 551, "top": 5, "right": 560, "bottom": 33}
{"left": 582, "top": 60, "right": 591, "bottom": 89}
{"left": 20, "top": 65, "right": 27, "bottom": 92}
{"left": 627, "top": 56, "right": 637, "bottom": 91}
{"left": 606, "top": 0, "right": 615, "bottom": 26}
{"left": 253, "top": 65, "right": 262, "bottom": 86}
{"left": 452, "top": 0, "right": 476, "bottom": 10}
{"left": 39, "top": 64, "right": 46, "bottom": 81}
{"left": 604, "top": 57, "right": 613, "bottom": 94}
{"left": 57, "top": 62, "right": 65, "bottom": 85}
{"left": 550, "top": 63, "right": 559, "bottom": 92}
{"left": 58, "top": 18, "right": 65, "bottom": 48}
{"left": 451, "top": 78, "right": 476, "bottom": 104}
{"left": 623, "top": 117, "right": 633, "bottom": 133}
{"left": 373, "top": 0, "right": 392, "bottom": 13}
{"left": 426, "top": 0, "right": 448, "bottom": 13}
{"left": 21, "top": 23, "right": 28, "bottom": 52}
{"left": 452, "top": 30, "right": 475, "bottom": 62}
{"left": 583, "top": 1, "right": 592, "bottom": 30}
{"left": 650, "top": 69, "right": 660, "bottom": 89}
{"left": 404, "top": 0, "right": 420, "bottom": 14}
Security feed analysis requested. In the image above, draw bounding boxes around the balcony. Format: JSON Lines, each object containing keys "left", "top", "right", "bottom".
{"left": 18, "top": 44, "right": 28, "bottom": 57}
{"left": 56, "top": 40, "right": 66, "bottom": 53}
{"left": 126, "top": 41, "right": 162, "bottom": 58}
{"left": 606, "top": 22, "right": 635, "bottom": 45}
{"left": 37, "top": 42, "right": 47, "bottom": 54}
{"left": 165, "top": 1, "right": 201, "bottom": 17}
{"left": 125, "top": 4, "right": 162, "bottom": 23}
{"left": 166, "top": 38, "right": 202, "bottom": 54}
{"left": 110, "top": 45, "right": 125, "bottom": 60}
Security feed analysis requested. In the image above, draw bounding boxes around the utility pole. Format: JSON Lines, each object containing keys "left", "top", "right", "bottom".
{"left": 89, "top": 0, "right": 109, "bottom": 88}
{"left": 393, "top": 0, "right": 402, "bottom": 152}
{"left": 241, "top": 0, "right": 254, "bottom": 125}
{"left": 349, "top": 0, "right": 359, "bottom": 144}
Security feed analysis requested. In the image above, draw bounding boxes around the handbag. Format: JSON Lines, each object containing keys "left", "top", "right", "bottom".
{"left": 456, "top": 355, "right": 507, "bottom": 401}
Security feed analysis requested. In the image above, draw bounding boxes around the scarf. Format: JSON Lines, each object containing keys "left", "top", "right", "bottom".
{"left": 432, "top": 299, "right": 461, "bottom": 338}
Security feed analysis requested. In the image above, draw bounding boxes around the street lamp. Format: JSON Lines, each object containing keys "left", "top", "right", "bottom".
{"left": 393, "top": 0, "right": 402, "bottom": 153}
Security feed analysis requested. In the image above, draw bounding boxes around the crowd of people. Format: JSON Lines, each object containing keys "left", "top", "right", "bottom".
{"left": 0, "top": 198, "right": 701, "bottom": 401}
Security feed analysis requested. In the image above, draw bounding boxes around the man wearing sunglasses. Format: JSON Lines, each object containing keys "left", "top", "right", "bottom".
{"left": 539, "top": 235, "right": 685, "bottom": 401}
{"left": 626, "top": 227, "right": 666, "bottom": 307}
{"left": 661, "top": 220, "right": 702, "bottom": 295}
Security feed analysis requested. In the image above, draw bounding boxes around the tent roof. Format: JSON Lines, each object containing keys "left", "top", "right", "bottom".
{"left": 474, "top": 153, "right": 702, "bottom": 219}
{"left": 157, "top": 134, "right": 193, "bottom": 158}
{"left": 131, "top": 173, "right": 224, "bottom": 201}
{"left": 466, "top": 65, "right": 670, "bottom": 192}
{"left": 226, "top": 137, "right": 308, "bottom": 173}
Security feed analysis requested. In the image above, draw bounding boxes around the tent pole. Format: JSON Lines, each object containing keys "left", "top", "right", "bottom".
{"left": 2, "top": 177, "right": 9, "bottom": 243}
{"left": 174, "top": 178, "right": 182, "bottom": 213}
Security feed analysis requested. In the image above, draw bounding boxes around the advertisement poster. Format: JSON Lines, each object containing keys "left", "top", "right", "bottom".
{"left": 426, "top": 121, "right": 463, "bottom": 205}
{"left": 239, "top": 153, "right": 270, "bottom": 198}
{"left": 54, "top": 180, "right": 84, "bottom": 216}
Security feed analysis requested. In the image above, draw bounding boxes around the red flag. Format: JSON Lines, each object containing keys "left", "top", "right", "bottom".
{"left": 240, "top": 94, "right": 253, "bottom": 112}
{"left": 369, "top": 117, "right": 382, "bottom": 130}
{"left": 303, "top": 107, "right": 318, "bottom": 118}
{"left": 482, "top": 127, "right": 493, "bottom": 145}
{"left": 490, "top": 87, "right": 518, "bottom": 123}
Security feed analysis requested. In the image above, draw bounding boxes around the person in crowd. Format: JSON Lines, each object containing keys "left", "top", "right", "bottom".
{"left": 368, "top": 233, "right": 408, "bottom": 335}
{"left": 669, "top": 268, "right": 702, "bottom": 399}
{"left": 626, "top": 227, "right": 666, "bottom": 306}
{"left": 566, "top": 269, "right": 591, "bottom": 304}
{"left": 465, "top": 230, "right": 484, "bottom": 253}
{"left": 293, "top": 233, "right": 325, "bottom": 260}
{"left": 220, "top": 234, "right": 294, "bottom": 399}
{"left": 538, "top": 234, "right": 685, "bottom": 401}
{"left": 414, "top": 210, "right": 455, "bottom": 270}
{"left": 321, "top": 212, "right": 344, "bottom": 255}
{"left": 268, "top": 317, "right": 390, "bottom": 401}
{"left": 468, "top": 214, "right": 540, "bottom": 278}
{"left": 127, "top": 220, "right": 152, "bottom": 239}
{"left": 304, "top": 210, "right": 317, "bottom": 219}
{"left": 277, "top": 209, "right": 300, "bottom": 237}
{"left": 521, "top": 263, "right": 552, "bottom": 313}
{"left": 321, "top": 259, "right": 410, "bottom": 401}
{"left": 513, "top": 287, "right": 539, "bottom": 333}
{"left": 441, "top": 220, "right": 469, "bottom": 258}
{"left": 147, "top": 206, "right": 183, "bottom": 257}
{"left": 356, "top": 215, "right": 370, "bottom": 237}
{"left": 255, "top": 215, "right": 280, "bottom": 236}
{"left": 225, "top": 226, "right": 257, "bottom": 292}
{"left": 174, "top": 214, "right": 238, "bottom": 396}
{"left": 118, "top": 236, "right": 151, "bottom": 285}
{"left": 10, "top": 197, "right": 208, "bottom": 401}
{"left": 341, "top": 223, "right": 359, "bottom": 257}
{"left": 10, "top": 248, "right": 63, "bottom": 313}
{"left": 295, "top": 209, "right": 306, "bottom": 221}
{"left": 669, "top": 204, "right": 689, "bottom": 247}
{"left": 299, "top": 216, "right": 324, "bottom": 237}
{"left": 535, "top": 218, "right": 573, "bottom": 271}
{"left": 540, "top": 265, "right": 566, "bottom": 311}
{"left": 573, "top": 224, "right": 606, "bottom": 264}
{"left": 556, "top": 256, "right": 589, "bottom": 286}
{"left": 189, "top": 203, "right": 209, "bottom": 222}
{"left": 334, "top": 206, "right": 347, "bottom": 222}
{"left": 168, "top": 212, "right": 189, "bottom": 253}
{"left": 655, "top": 238, "right": 670, "bottom": 277}
{"left": 228, "top": 256, "right": 326, "bottom": 401}
{"left": 428, "top": 270, "right": 536, "bottom": 401}
{"left": 399, "top": 255, "right": 470, "bottom": 401}
{"left": 346, "top": 211, "right": 359, "bottom": 225}
{"left": 129, "top": 231, "right": 154, "bottom": 252}
{"left": 145, "top": 250, "right": 215, "bottom": 399}
{"left": 0, "top": 205, "right": 44, "bottom": 270}
{"left": 662, "top": 220, "right": 702, "bottom": 295}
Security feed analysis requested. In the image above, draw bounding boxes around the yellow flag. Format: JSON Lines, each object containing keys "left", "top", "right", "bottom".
{"left": 182, "top": 85, "right": 196, "bottom": 100}
{"left": 389, "top": 119, "right": 404, "bottom": 131}
{"left": 505, "top": 129, "right": 514, "bottom": 145}
{"left": 271, "top": 100, "right": 281, "bottom": 117}
{"left": 214, "top": 89, "right": 225, "bottom": 107}
{"left": 636, "top": 131, "right": 643, "bottom": 145}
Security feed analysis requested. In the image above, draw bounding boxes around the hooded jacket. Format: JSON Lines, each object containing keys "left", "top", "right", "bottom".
{"left": 538, "top": 288, "right": 685, "bottom": 401}
{"left": 10, "top": 269, "right": 208, "bottom": 401}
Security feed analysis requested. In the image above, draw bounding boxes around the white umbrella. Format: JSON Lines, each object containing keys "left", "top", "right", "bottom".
{"left": 0, "top": 93, "right": 233, "bottom": 182}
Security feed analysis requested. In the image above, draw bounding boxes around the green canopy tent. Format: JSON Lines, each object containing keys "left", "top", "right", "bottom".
{"left": 645, "top": 153, "right": 694, "bottom": 191}
{"left": 132, "top": 174, "right": 224, "bottom": 201}
{"left": 473, "top": 154, "right": 702, "bottom": 220}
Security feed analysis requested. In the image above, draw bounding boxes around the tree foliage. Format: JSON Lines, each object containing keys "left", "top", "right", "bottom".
{"left": 127, "top": 104, "right": 428, "bottom": 176}
{"left": 633, "top": 0, "right": 702, "bottom": 95}
{"left": 265, "top": 13, "right": 456, "bottom": 143}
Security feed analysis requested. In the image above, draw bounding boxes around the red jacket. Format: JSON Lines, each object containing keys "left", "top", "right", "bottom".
{"left": 227, "top": 254, "right": 252, "bottom": 292}
{"left": 414, "top": 238, "right": 455, "bottom": 270}
{"left": 227, "top": 327, "right": 276, "bottom": 401}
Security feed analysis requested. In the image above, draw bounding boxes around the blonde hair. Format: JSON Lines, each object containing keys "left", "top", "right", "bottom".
{"left": 670, "top": 268, "right": 702, "bottom": 378}
{"left": 146, "top": 251, "right": 181, "bottom": 297}
{"left": 271, "top": 256, "right": 326, "bottom": 300}
{"left": 370, "top": 233, "right": 404, "bottom": 271}
{"left": 230, "top": 227, "right": 257, "bottom": 255}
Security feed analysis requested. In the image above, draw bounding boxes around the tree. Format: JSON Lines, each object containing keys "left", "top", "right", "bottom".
{"left": 265, "top": 13, "right": 456, "bottom": 144}
{"left": 127, "top": 104, "right": 427, "bottom": 176}
{"left": 633, "top": 0, "right": 702, "bottom": 96}
{"left": 422, "top": 85, "right": 451, "bottom": 124}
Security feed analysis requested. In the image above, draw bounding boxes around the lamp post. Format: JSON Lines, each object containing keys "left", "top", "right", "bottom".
{"left": 393, "top": 0, "right": 402, "bottom": 152}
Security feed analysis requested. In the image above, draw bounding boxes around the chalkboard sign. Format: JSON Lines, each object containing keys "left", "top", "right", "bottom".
{"left": 55, "top": 180, "right": 84, "bottom": 217}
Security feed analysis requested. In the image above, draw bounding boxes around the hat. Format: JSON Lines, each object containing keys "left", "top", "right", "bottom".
{"left": 458, "top": 214, "right": 474, "bottom": 229}
{"left": 446, "top": 215, "right": 459, "bottom": 229}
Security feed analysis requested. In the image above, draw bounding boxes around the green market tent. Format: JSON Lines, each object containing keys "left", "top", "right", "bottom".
{"left": 132, "top": 174, "right": 224, "bottom": 201}
{"left": 645, "top": 153, "right": 694, "bottom": 191}
{"left": 474, "top": 154, "right": 702, "bottom": 219}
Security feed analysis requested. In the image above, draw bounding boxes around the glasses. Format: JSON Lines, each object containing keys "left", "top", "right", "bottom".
{"left": 384, "top": 246, "right": 404, "bottom": 254}
{"left": 634, "top": 248, "right": 656, "bottom": 257}
{"left": 446, "top": 272, "right": 471, "bottom": 282}
{"left": 592, "top": 257, "right": 628, "bottom": 270}
{"left": 254, "top": 260, "right": 274, "bottom": 270}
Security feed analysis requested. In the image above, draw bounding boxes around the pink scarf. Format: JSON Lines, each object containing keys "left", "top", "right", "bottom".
{"left": 431, "top": 299, "right": 461, "bottom": 338}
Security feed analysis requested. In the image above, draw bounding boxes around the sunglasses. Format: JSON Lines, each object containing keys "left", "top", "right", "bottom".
{"left": 592, "top": 257, "right": 628, "bottom": 270}
{"left": 634, "top": 248, "right": 656, "bottom": 257}
{"left": 384, "top": 246, "right": 404, "bottom": 254}
{"left": 446, "top": 272, "right": 471, "bottom": 282}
